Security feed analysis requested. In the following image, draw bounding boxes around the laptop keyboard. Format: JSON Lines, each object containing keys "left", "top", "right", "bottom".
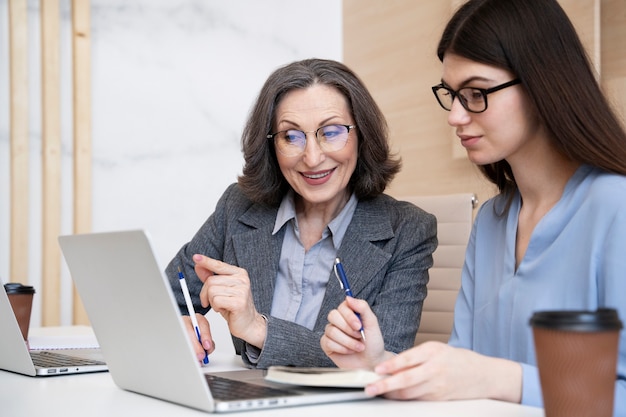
{"left": 205, "top": 374, "right": 300, "bottom": 401}
{"left": 31, "top": 351, "right": 106, "bottom": 367}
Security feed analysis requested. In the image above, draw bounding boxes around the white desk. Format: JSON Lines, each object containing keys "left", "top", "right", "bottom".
{"left": 1, "top": 327, "right": 545, "bottom": 416}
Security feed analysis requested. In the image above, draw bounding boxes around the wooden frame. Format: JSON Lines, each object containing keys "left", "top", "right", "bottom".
{"left": 7, "top": 0, "right": 92, "bottom": 325}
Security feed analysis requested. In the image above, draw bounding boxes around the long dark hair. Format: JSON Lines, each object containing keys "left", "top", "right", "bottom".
{"left": 437, "top": 0, "right": 626, "bottom": 197}
{"left": 237, "top": 58, "right": 400, "bottom": 206}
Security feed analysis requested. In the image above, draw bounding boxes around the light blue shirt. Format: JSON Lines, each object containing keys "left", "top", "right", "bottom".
{"left": 271, "top": 191, "right": 358, "bottom": 330}
{"left": 449, "top": 165, "right": 626, "bottom": 413}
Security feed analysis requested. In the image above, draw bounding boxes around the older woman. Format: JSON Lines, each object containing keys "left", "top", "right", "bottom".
{"left": 166, "top": 58, "right": 437, "bottom": 369}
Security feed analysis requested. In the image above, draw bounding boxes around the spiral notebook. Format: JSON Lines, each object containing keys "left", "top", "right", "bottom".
{"left": 58, "top": 229, "right": 371, "bottom": 413}
{"left": 0, "top": 286, "right": 107, "bottom": 377}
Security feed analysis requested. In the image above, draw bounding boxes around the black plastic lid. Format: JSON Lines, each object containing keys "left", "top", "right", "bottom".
{"left": 530, "top": 308, "right": 623, "bottom": 332}
{"left": 3, "top": 282, "right": 36, "bottom": 295}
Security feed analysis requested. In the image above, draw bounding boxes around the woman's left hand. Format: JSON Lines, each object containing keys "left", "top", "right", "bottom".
{"left": 192, "top": 254, "right": 267, "bottom": 348}
{"left": 365, "top": 341, "right": 522, "bottom": 402}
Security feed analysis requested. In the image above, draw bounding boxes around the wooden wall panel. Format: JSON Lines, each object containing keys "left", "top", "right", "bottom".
{"left": 343, "top": 1, "right": 624, "bottom": 206}
{"left": 601, "top": 0, "right": 626, "bottom": 129}
{"left": 8, "top": 0, "right": 30, "bottom": 288}
{"left": 71, "top": 0, "right": 92, "bottom": 325}
{"left": 561, "top": 0, "right": 600, "bottom": 74}
{"left": 343, "top": 1, "right": 495, "bottom": 205}
{"left": 41, "top": 0, "right": 62, "bottom": 326}
{"left": 7, "top": 1, "right": 93, "bottom": 325}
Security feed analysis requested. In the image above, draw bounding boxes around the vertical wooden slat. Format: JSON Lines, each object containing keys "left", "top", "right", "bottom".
{"left": 450, "top": 0, "right": 466, "bottom": 160}
{"left": 41, "top": 0, "right": 62, "bottom": 326}
{"left": 559, "top": 0, "right": 601, "bottom": 77}
{"left": 8, "top": 0, "right": 29, "bottom": 286}
{"left": 71, "top": 0, "right": 92, "bottom": 325}
{"left": 592, "top": 0, "right": 600, "bottom": 77}
{"left": 602, "top": 0, "right": 626, "bottom": 129}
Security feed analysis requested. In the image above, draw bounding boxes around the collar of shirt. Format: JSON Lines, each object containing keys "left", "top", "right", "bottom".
{"left": 272, "top": 190, "right": 358, "bottom": 250}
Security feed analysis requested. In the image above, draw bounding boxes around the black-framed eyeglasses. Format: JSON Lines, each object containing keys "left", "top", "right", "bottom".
{"left": 431, "top": 79, "right": 521, "bottom": 113}
{"left": 267, "top": 124, "right": 356, "bottom": 157}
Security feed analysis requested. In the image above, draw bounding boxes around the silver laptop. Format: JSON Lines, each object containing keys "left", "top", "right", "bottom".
{"left": 0, "top": 283, "right": 107, "bottom": 377}
{"left": 58, "top": 230, "right": 371, "bottom": 413}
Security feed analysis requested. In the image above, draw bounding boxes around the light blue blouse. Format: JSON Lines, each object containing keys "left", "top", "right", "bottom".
{"left": 271, "top": 191, "right": 358, "bottom": 329}
{"left": 244, "top": 191, "right": 357, "bottom": 363}
{"left": 449, "top": 165, "right": 626, "bottom": 414}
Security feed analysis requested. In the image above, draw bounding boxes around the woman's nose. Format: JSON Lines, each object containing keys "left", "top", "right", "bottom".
{"left": 301, "top": 133, "right": 326, "bottom": 166}
{"left": 447, "top": 98, "right": 472, "bottom": 127}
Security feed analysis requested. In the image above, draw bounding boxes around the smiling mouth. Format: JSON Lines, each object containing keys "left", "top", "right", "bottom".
{"left": 302, "top": 169, "right": 333, "bottom": 179}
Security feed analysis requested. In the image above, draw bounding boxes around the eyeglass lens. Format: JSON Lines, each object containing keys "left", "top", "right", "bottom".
{"left": 273, "top": 124, "right": 352, "bottom": 156}
{"left": 435, "top": 87, "right": 487, "bottom": 112}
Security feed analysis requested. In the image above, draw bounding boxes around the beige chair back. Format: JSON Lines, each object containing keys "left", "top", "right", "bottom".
{"left": 402, "top": 194, "right": 477, "bottom": 344}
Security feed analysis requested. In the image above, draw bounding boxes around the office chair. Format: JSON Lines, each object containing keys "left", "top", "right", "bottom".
{"left": 401, "top": 193, "right": 477, "bottom": 344}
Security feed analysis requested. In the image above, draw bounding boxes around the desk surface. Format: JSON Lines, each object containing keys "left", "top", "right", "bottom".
{"left": 1, "top": 327, "right": 545, "bottom": 417}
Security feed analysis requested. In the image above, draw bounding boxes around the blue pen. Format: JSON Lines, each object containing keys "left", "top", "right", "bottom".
{"left": 333, "top": 257, "right": 366, "bottom": 340}
{"left": 178, "top": 267, "right": 209, "bottom": 364}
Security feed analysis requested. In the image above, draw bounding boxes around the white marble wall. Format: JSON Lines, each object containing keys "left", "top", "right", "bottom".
{"left": 0, "top": 0, "right": 342, "bottom": 325}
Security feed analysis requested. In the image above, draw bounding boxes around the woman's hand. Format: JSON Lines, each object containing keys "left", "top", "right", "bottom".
{"left": 364, "top": 341, "right": 522, "bottom": 402}
{"left": 321, "top": 296, "right": 394, "bottom": 369}
{"left": 182, "top": 313, "right": 215, "bottom": 363}
{"left": 193, "top": 254, "right": 267, "bottom": 349}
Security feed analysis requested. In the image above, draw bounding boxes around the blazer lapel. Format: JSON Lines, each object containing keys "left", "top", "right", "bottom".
{"left": 316, "top": 197, "right": 394, "bottom": 329}
{"left": 231, "top": 204, "right": 284, "bottom": 316}
{"left": 229, "top": 196, "right": 395, "bottom": 329}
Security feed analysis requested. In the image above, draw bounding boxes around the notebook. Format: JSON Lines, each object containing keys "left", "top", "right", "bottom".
{"left": 0, "top": 284, "right": 107, "bottom": 377}
{"left": 58, "top": 230, "right": 372, "bottom": 413}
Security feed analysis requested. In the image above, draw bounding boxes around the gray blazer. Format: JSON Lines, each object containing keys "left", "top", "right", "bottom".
{"left": 166, "top": 183, "right": 437, "bottom": 368}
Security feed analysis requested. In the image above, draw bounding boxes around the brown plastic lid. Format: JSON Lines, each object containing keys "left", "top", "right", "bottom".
{"left": 4, "top": 282, "right": 36, "bottom": 295}
{"left": 530, "top": 308, "right": 623, "bottom": 331}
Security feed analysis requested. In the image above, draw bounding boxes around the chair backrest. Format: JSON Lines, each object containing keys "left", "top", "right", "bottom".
{"left": 401, "top": 193, "right": 477, "bottom": 345}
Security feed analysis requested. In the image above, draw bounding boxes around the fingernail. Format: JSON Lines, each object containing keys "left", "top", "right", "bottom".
{"left": 365, "top": 385, "right": 378, "bottom": 396}
{"left": 193, "top": 254, "right": 203, "bottom": 262}
{"left": 203, "top": 340, "right": 213, "bottom": 350}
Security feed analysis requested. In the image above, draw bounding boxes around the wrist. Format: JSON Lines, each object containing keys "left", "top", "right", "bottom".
{"left": 484, "top": 356, "right": 523, "bottom": 402}
{"left": 247, "top": 313, "right": 268, "bottom": 349}
{"left": 370, "top": 350, "right": 396, "bottom": 371}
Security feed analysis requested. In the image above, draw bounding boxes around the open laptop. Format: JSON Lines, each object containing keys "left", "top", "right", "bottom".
{"left": 58, "top": 230, "right": 372, "bottom": 413}
{"left": 0, "top": 283, "right": 107, "bottom": 377}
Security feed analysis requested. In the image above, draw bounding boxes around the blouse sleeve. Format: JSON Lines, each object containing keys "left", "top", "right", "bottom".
{"left": 598, "top": 203, "right": 626, "bottom": 416}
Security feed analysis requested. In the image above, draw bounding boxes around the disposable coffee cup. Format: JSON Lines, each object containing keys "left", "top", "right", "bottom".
{"left": 4, "top": 283, "right": 36, "bottom": 341}
{"left": 530, "top": 309, "right": 623, "bottom": 417}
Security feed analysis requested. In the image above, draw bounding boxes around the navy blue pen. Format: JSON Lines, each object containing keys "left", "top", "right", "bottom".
{"left": 178, "top": 267, "right": 209, "bottom": 365}
{"left": 333, "top": 257, "right": 366, "bottom": 340}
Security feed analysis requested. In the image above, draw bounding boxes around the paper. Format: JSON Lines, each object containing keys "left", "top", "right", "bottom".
{"left": 265, "top": 366, "right": 383, "bottom": 388}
